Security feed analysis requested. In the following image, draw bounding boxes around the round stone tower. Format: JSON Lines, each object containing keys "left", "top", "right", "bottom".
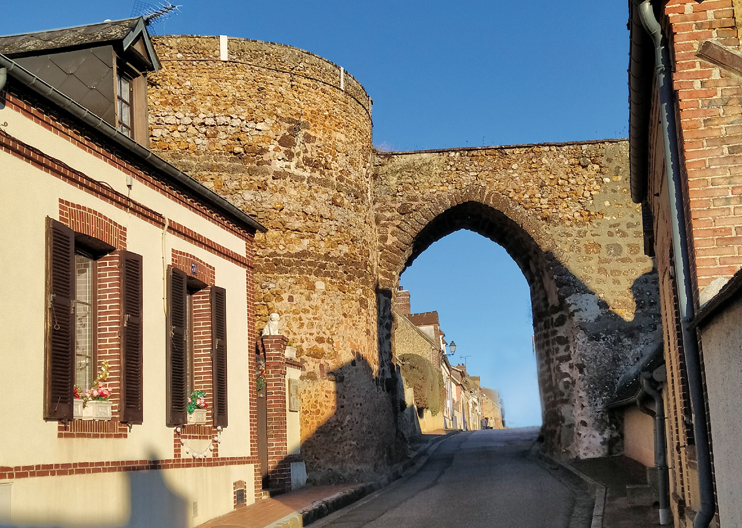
{"left": 148, "top": 35, "right": 401, "bottom": 481}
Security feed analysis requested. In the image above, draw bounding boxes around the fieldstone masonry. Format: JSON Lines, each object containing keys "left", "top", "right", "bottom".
{"left": 374, "top": 143, "right": 661, "bottom": 457}
{"left": 147, "top": 35, "right": 662, "bottom": 473}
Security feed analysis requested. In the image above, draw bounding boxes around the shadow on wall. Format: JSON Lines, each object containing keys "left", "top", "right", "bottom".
{"left": 284, "top": 353, "right": 404, "bottom": 486}
{"left": 1, "top": 457, "right": 189, "bottom": 528}
{"left": 261, "top": 285, "right": 405, "bottom": 486}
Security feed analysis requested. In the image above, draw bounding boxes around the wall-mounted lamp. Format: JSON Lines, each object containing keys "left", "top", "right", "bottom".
{"left": 446, "top": 341, "right": 456, "bottom": 356}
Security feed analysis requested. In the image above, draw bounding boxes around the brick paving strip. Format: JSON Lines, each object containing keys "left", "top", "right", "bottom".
{"left": 196, "top": 433, "right": 453, "bottom": 528}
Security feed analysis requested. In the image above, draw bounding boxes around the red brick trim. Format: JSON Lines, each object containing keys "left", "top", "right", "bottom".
{"left": 248, "top": 270, "right": 259, "bottom": 500}
{"left": 3, "top": 91, "right": 255, "bottom": 243}
{"left": 261, "top": 335, "right": 290, "bottom": 493}
{"left": 0, "top": 455, "right": 260, "bottom": 481}
{"left": 174, "top": 424, "right": 221, "bottom": 459}
{"left": 59, "top": 201, "right": 127, "bottom": 250}
{"left": 172, "top": 250, "right": 216, "bottom": 286}
{"left": 57, "top": 420, "right": 129, "bottom": 438}
{"left": 0, "top": 130, "right": 253, "bottom": 270}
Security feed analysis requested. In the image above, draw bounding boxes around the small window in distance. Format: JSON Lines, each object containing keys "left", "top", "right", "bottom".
{"left": 117, "top": 72, "right": 132, "bottom": 137}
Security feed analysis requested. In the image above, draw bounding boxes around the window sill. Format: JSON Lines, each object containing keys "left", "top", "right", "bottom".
{"left": 73, "top": 400, "right": 113, "bottom": 421}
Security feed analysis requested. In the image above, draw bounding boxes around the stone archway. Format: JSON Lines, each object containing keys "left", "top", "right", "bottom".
{"left": 147, "top": 33, "right": 661, "bottom": 471}
{"left": 373, "top": 140, "right": 661, "bottom": 458}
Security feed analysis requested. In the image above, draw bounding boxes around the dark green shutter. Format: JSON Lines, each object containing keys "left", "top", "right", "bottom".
{"left": 45, "top": 218, "right": 75, "bottom": 421}
{"left": 167, "top": 266, "right": 188, "bottom": 426}
{"left": 211, "top": 286, "right": 228, "bottom": 428}
{"left": 120, "top": 251, "right": 143, "bottom": 424}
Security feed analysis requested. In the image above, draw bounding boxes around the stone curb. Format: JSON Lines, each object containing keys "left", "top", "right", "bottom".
{"left": 534, "top": 448, "right": 607, "bottom": 528}
{"left": 266, "top": 433, "right": 455, "bottom": 528}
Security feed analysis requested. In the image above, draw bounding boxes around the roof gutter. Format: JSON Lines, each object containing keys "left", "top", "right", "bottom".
{"left": 0, "top": 54, "right": 265, "bottom": 233}
{"left": 628, "top": 1, "right": 654, "bottom": 203}
{"left": 630, "top": 2, "right": 715, "bottom": 526}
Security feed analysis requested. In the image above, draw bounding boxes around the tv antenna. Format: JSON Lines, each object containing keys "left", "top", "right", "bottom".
{"left": 460, "top": 355, "right": 471, "bottom": 366}
{"left": 131, "top": 1, "right": 181, "bottom": 33}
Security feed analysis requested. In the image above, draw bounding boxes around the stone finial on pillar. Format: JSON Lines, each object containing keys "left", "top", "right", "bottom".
{"left": 262, "top": 313, "right": 281, "bottom": 336}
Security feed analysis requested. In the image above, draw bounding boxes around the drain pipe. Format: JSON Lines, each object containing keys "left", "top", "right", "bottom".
{"left": 633, "top": 1, "right": 715, "bottom": 526}
{"left": 638, "top": 372, "right": 671, "bottom": 525}
{"left": 0, "top": 67, "right": 7, "bottom": 91}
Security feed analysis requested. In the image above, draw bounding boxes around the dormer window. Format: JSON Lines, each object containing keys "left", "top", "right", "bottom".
{"left": 0, "top": 17, "right": 160, "bottom": 148}
{"left": 117, "top": 71, "right": 133, "bottom": 137}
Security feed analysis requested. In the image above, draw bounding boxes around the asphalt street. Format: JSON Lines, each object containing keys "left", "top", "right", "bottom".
{"left": 312, "top": 428, "right": 592, "bottom": 528}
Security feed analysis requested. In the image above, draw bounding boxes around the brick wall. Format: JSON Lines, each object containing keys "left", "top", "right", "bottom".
{"left": 666, "top": 0, "right": 742, "bottom": 294}
{"left": 394, "top": 287, "right": 411, "bottom": 315}
{"left": 261, "top": 335, "right": 291, "bottom": 493}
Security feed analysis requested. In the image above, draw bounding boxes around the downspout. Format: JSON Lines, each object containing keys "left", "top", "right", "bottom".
{"left": 632, "top": 1, "right": 715, "bottom": 526}
{"left": 638, "top": 372, "right": 671, "bottom": 525}
{"left": 0, "top": 67, "right": 7, "bottom": 91}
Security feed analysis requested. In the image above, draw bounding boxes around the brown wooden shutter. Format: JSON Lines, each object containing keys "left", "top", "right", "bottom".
{"left": 45, "top": 217, "right": 75, "bottom": 421}
{"left": 211, "top": 286, "right": 228, "bottom": 428}
{"left": 120, "top": 251, "right": 143, "bottom": 424}
{"left": 167, "top": 266, "right": 188, "bottom": 426}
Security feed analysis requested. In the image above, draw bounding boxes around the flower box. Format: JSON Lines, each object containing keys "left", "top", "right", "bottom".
{"left": 188, "top": 409, "right": 207, "bottom": 425}
{"left": 73, "top": 399, "right": 112, "bottom": 421}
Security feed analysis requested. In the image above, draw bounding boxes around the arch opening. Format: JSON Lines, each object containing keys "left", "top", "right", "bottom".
{"left": 379, "top": 197, "right": 661, "bottom": 459}
{"left": 399, "top": 230, "right": 543, "bottom": 429}
{"left": 394, "top": 202, "right": 568, "bottom": 447}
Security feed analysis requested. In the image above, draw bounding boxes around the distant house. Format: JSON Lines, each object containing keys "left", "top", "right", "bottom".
{"left": 481, "top": 388, "right": 504, "bottom": 429}
{"left": 393, "top": 300, "right": 447, "bottom": 434}
{"left": 0, "top": 18, "right": 270, "bottom": 527}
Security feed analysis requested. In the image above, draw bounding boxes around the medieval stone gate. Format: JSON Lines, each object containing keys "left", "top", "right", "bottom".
{"left": 373, "top": 143, "right": 661, "bottom": 458}
{"left": 148, "top": 35, "right": 661, "bottom": 478}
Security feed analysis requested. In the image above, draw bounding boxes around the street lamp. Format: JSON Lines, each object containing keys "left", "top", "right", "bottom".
{"left": 447, "top": 341, "right": 456, "bottom": 356}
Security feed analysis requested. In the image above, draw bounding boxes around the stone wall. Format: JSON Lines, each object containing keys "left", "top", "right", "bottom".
{"left": 148, "top": 35, "right": 401, "bottom": 481}
{"left": 373, "top": 141, "right": 661, "bottom": 458}
{"left": 148, "top": 35, "right": 662, "bottom": 468}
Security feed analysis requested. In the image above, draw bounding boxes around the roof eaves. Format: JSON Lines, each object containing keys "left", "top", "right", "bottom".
{"left": 122, "top": 18, "right": 161, "bottom": 71}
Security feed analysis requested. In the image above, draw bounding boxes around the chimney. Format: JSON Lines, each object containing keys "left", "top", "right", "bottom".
{"left": 395, "top": 286, "right": 411, "bottom": 315}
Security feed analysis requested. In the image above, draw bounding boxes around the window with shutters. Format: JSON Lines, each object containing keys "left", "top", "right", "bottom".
{"left": 167, "top": 264, "right": 228, "bottom": 428}
{"left": 45, "top": 217, "right": 143, "bottom": 425}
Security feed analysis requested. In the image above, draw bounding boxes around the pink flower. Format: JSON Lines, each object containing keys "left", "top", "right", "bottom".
{"left": 92, "top": 389, "right": 99, "bottom": 398}
{"left": 188, "top": 397, "right": 192, "bottom": 403}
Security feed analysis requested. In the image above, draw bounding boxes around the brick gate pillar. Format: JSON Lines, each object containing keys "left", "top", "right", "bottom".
{"left": 260, "top": 335, "right": 290, "bottom": 493}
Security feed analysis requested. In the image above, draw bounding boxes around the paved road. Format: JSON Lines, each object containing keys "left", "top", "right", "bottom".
{"left": 313, "top": 428, "right": 592, "bottom": 528}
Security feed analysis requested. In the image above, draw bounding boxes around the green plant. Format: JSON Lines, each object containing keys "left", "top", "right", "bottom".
{"left": 399, "top": 354, "right": 443, "bottom": 414}
{"left": 187, "top": 390, "right": 207, "bottom": 414}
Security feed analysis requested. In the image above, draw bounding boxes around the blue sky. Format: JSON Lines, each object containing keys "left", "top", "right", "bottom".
{"left": 3, "top": 1, "right": 632, "bottom": 427}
